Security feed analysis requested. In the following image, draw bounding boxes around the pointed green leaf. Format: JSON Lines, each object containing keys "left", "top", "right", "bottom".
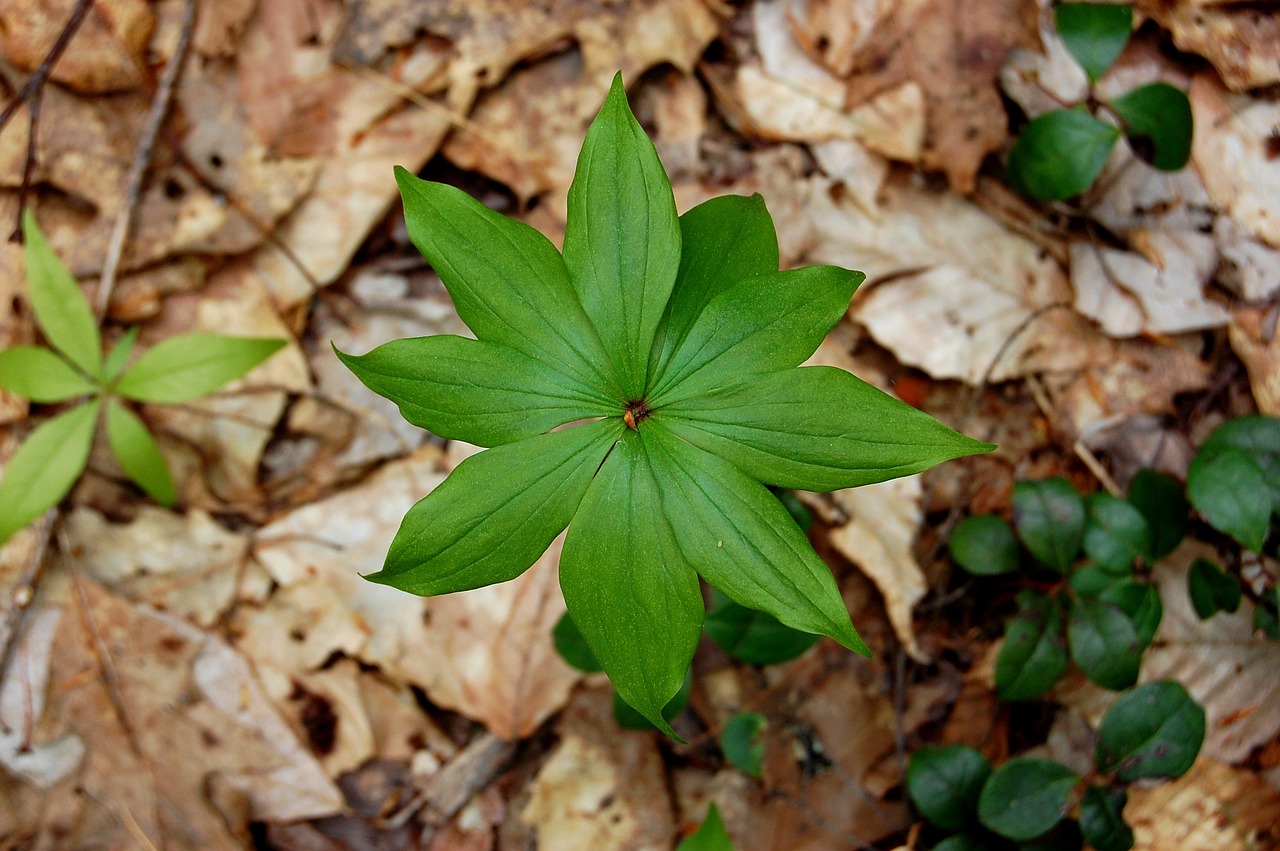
{"left": 1013, "top": 478, "right": 1085, "bottom": 573}
{"left": 978, "top": 758, "right": 1076, "bottom": 842}
{"left": 651, "top": 194, "right": 779, "bottom": 373}
{"left": 721, "top": 712, "right": 768, "bottom": 779}
{"left": 996, "top": 591, "right": 1068, "bottom": 700}
{"left": 562, "top": 73, "right": 681, "bottom": 398}
{"left": 552, "top": 611, "right": 603, "bottom": 673}
{"left": 907, "top": 744, "right": 991, "bottom": 831}
{"left": 1096, "top": 681, "right": 1204, "bottom": 781}
{"left": 1080, "top": 788, "right": 1133, "bottom": 851}
{"left": 0, "top": 400, "right": 100, "bottom": 546}
{"left": 649, "top": 267, "right": 863, "bottom": 404}
{"left": 560, "top": 430, "right": 703, "bottom": 738}
{"left": 21, "top": 211, "right": 102, "bottom": 379}
{"left": 1098, "top": 580, "right": 1162, "bottom": 650}
{"left": 643, "top": 423, "right": 869, "bottom": 656}
{"left": 1108, "top": 82, "right": 1192, "bottom": 171}
{"left": 704, "top": 588, "right": 821, "bottom": 665}
{"left": 658, "top": 366, "right": 991, "bottom": 491}
{"left": 1070, "top": 564, "right": 1122, "bottom": 595}
{"left": 0, "top": 346, "right": 97, "bottom": 402}
{"left": 115, "top": 334, "right": 286, "bottom": 404}
{"left": 1055, "top": 3, "right": 1133, "bottom": 82}
{"left": 1186, "top": 448, "right": 1268, "bottom": 552}
{"left": 1068, "top": 595, "right": 1141, "bottom": 690}
{"left": 105, "top": 399, "right": 175, "bottom": 506}
{"left": 1186, "top": 558, "right": 1241, "bottom": 619}
{"left": 950, "top": 514, "right": 1020, "bottom": 576}
{"left": 677, "top": 803, "right": 734, "bottom": 851}
{"left": 335, "top": 335, "right": 615, "bottom": 446}
{"left": 613, "top": 668, "right": 692, "bottom": 731}
{"left": 1083, "top": 492, "right": 1150, "bottom": 574}
{"left": 1008, "top": 109, "right": 1121, "bottom": 201}
{"left": 393, "top": 167, "right": 621, "bottom": 398}
{"left": 375, "top": 419, "right": 623, "bottom": 594}
{"left": 102, "top": 326, "right": 140, "bottom": 382}
{"left": 1197, "top": 416, "right": 1280, "bottom": 513}
{"left": 1126, "top": 469, "right": 1187, "bottom": 560}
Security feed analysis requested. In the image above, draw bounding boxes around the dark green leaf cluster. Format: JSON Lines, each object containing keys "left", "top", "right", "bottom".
{"left": 340, "top": 74, "right": 992, "bottom": 736}
{"left": 0, "top": 212, "right": 285, "bottom": 545}
{"left": 1006, "top": 3, "right": 1194, "bottom": 201}
{"left": 907, "top": 681, "right": 1204, "bottom": 850}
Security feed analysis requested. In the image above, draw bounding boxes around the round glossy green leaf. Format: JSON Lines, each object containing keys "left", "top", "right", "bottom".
{"left": 1068, "top": 595, "right": 1142, "bottom": 690}
{"left": 677, "top": 803, "right": 734, "bottom": 851}
{"left": 1126, "top": 469, "right": 1188, "bottom": 560}
{"left": 1096, "top": 681, "right": 1205, "bottom": 780}
{"left": 1007, "top": 110, "right": 1121, "bottom": 201}
{"left": 977, "top": 758, "right": 1077, "bottom": 842}
{"left": 704, "top": 588, "right": 822, "bottom": 665}
{"left": 105, "top": 399, "right": 175, "bottom": 506}
{"left": 1083, "top": 493, "right": 1150, "bottom": 574}
{"left": 552, "top": 611, "right": 603, "bottom": 673}
{"left": 1098, "top": 581, "right": 1162, "bottom": 651}
{"left": 720, "top": 712, "right": 767, "bottom": 779}
{"left": 1108, "top": 82, "right": 1193, "bottom": 171}
{"left": 1197, "top": 416, "right": 1280, "bottom": 514}
{"left": 1080, "top": 787, "right": 1133, "bottom": 851}
{"left": 906, "top": 744, "right": 991, "bottom": 831}
{"left": 1186, "top": 448, "right": 1269, "bottom": 552}
{"left": 996, "top": 591, "right": 1068, "bottom": 701}
{"left": 1054, "top": 2, "right": 1133, "bottom": 83}
{"left": 613, "top": 668, "right": 692, "bottom": 731}
{"left": 1013, "top": 478, "right": 1086, "bottom": 573}
{"left": 950, "top": 515, "right": 1020, "bottom": 576}
{"left": 1187, "top": 559, "right": 1242, "bottom": 620}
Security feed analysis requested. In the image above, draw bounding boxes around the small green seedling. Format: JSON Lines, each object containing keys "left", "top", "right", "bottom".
{"left": 1007, "top": 3, "right": 1194, "bottom": 200}
{"left": 339, "top": 73, "right": 992, "bottom": 737}
{"left": 678, "top": 803, "right": 734, "bottom": 851}
{"left": 908, "top": 680, "right": 1204, "bottom": 850}
{"left": 0, "top": 212, "right": 286, "bottom": 546}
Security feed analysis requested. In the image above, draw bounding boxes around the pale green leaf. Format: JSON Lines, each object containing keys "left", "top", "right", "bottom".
{"left": 21, "top": 210, "right": 102, "bottom": 378}
{"left": 102, "top": 326, "right": 140, "bottom": 382}
{"left": 105, "top": 399, "right": 175, "bottom": 506}
{"left": 394, "top": 167, "right": 621, "bottom": 399}
{"left": 560, "top": 430, "right": 702, "bottom": 738}
{"left": 677, "top": 803, "right": 734, "bottom": 851}
{"left": 658, "top": 366, "right": 992, "bottom": 491}
{"left": 0, "top": 400, "right": 100, "bottom": 546}
{"left": 335, "top": 335, "right": 615, "bottom": 446}
{"left": 562, "top": 73, "right": 681, "bottom": 399}
{"left": 115, "top": 334, "right": 286, "bottom": 403}
{"left": 642, "top": 423, "right": 868, "bottom": 656}
{"left": 373, "top": 419, "right": 623, "bottom": 595}
{"left": 0, "top": 346, "right": 97, "bottom": 402}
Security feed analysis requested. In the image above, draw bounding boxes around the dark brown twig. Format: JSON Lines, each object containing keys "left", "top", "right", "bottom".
{"left": 0, "top": 0, "right": 95, "bottom": 242}
{"left": 96, "top": 0, "right": 197, "bottom": 319}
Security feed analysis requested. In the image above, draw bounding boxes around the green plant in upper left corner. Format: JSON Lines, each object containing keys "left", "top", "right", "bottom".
{"left": 0, "top": 211, "right": 286, "bottom": 546}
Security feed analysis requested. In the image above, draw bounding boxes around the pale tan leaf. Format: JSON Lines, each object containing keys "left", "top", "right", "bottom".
{"left": 1127, "top": 759, "right": 1280, "bottom": 850}
{"left": 1229, "top": 308, "right": 1280, "bottom": 416}
{"left": 0, "top": 0, "right": 152, "bottom": 94}
{"left": 1140, "top": 0, "right": 1280, "bottom": 91}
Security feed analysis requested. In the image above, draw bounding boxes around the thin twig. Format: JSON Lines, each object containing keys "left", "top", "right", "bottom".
{"left": 0, "top": 0, "right": 94, "bottom": 242}
{"left": 10, "top": 90, "right": 42, "bottom": 241}
{"left": 96, "top": 0, "right": 197, "bottom": 319}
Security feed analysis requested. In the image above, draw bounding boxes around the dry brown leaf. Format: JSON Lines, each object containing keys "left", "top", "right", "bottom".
{"left": 1229, "top": 308, "right": 1280, "bottom": 416}
{"left": 1139, "top": 0, "right": 1280, "bottom": 91}
{"left": 521, "top": 685, "right": 675, "bottom": 850}
{"left": 1127, "top": 759, "right": 1280, "bottom": 850}
{"left": 1215, "top": 216, "right": 1280, "bottom": 302}
{"left": 1191, "top": 74, "right": 1280, "bottom": 248}
{"left": 0, "top": 0, "right": 153, "bottom": 94}
{"left": 192, "top": 0, "right": 258, "bottom": 57}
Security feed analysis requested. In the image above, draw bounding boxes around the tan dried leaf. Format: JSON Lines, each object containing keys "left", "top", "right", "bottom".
{"left": 1229, "top": 308, "right": 1280, "bottom": 416}
{"left": 1127, "top": 759, "right": 1280, "bottom": 850}
{"left": 0, "top": 0, "right": 153, "bottom": 94}
{"left": 1139, "top": 0, "right": 1280, "bottom": 91}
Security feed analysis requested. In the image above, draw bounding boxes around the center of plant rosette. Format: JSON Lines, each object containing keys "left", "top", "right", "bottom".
{"left": 623, "top": 398, "right": 651, "bottom": 429}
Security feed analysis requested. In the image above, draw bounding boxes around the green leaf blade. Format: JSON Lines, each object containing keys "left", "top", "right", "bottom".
{"left": 906, "top": 744, "right": 991, "bottom": 832}
{"left": 996, "top": 591, "right": 1068, "bottom": 701}
{"left": 721, "top": 712, "right": 768, "bottom": 779}
{"left": 105, "top": 399, "right": 175, "bottom": 506}
{"left": 0, "top": 400, "right": 100, "bottom": 546}
{"left": 1083, "top": 492, "right": 1151, "bottom": 574}
{"left": 552, "top": 611, "right": 604, "bottom": 673}
{"left": 562, "top": 73, "right": 681, "bottom": 398}
{"left": 644, "top": 423, "right": 869, "bottom": 657}
{"left": 704, "top": 589, "right": 821, "bottom": 665}
{"left": 1068, "top": 595, "right": 1142, "bottom": 690}
{"left": 977, "top": 757, "right": 1077, "bottom": 842}
{"left": 102, "top": 327, "right": 140, "bottom": 383}
{"left": 1186, "top": 448, "right": 1269, "bottom": 552}
{"left": 613, "top": 668, "right": 692, "bottom": 731}
{"left": 658, "top": 366, "right": 991, "bottom": 492}
{"left": 560, "top": 429, "right": 703, "bottom": 739}
{"left": 1013, "top": 478, "right": 1085, "bottom": 573}
{"left": 1197, "top": 416, "right": 1280, "bottom": 513}
{"left": 677, "top": 803, "right": 734, "bottom": 851}
{"left": 115, "top": 334, "right": 286, "bottom": 404}
{"left": 1108, "top": 82, "right": 1193, "bottom": 171}
{"left": 1126, "top": 469, "right": 1188, "bottom": 560}
{"left": 1095, "top": 681, "right": 1204, "bottom": 781}
{"left": 950, "top": 514, "right": 1020, "bottom": 576}
{"left": 1008, "top": 109, "right": 1121, "bottom": 201}
{"left": 0, "top": 346, "right": 97, "bottom": 402}
{"left": 335, "top": 335, "right": 614, "bottom": 447}
{"left": 393, "top": 167, "right": 621, "bottom": 398}
{"left": 1055, "top": 2, "right": 1133, "bottom": 83}
{"left": 1098, "top": 581, "right": 1162, "bottom": 651}
{"left": 21, "top": 211, "right": 102, "bottom": 379}
{"left": 374, "top": 419, "right": 623, "bottom": 595}
{"left": 1080, "top": 788, "right": 1133, "bottom": 851}
{"left": 1187, "top": 558, "right": 1241, "bottom": 620}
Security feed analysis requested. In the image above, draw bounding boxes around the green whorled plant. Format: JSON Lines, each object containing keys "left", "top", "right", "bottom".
{"left": 0, "top": 211, "right": 286, "bottom": 546}
{"left": 338, "top": 74, "right": 993, "bottom": 736}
